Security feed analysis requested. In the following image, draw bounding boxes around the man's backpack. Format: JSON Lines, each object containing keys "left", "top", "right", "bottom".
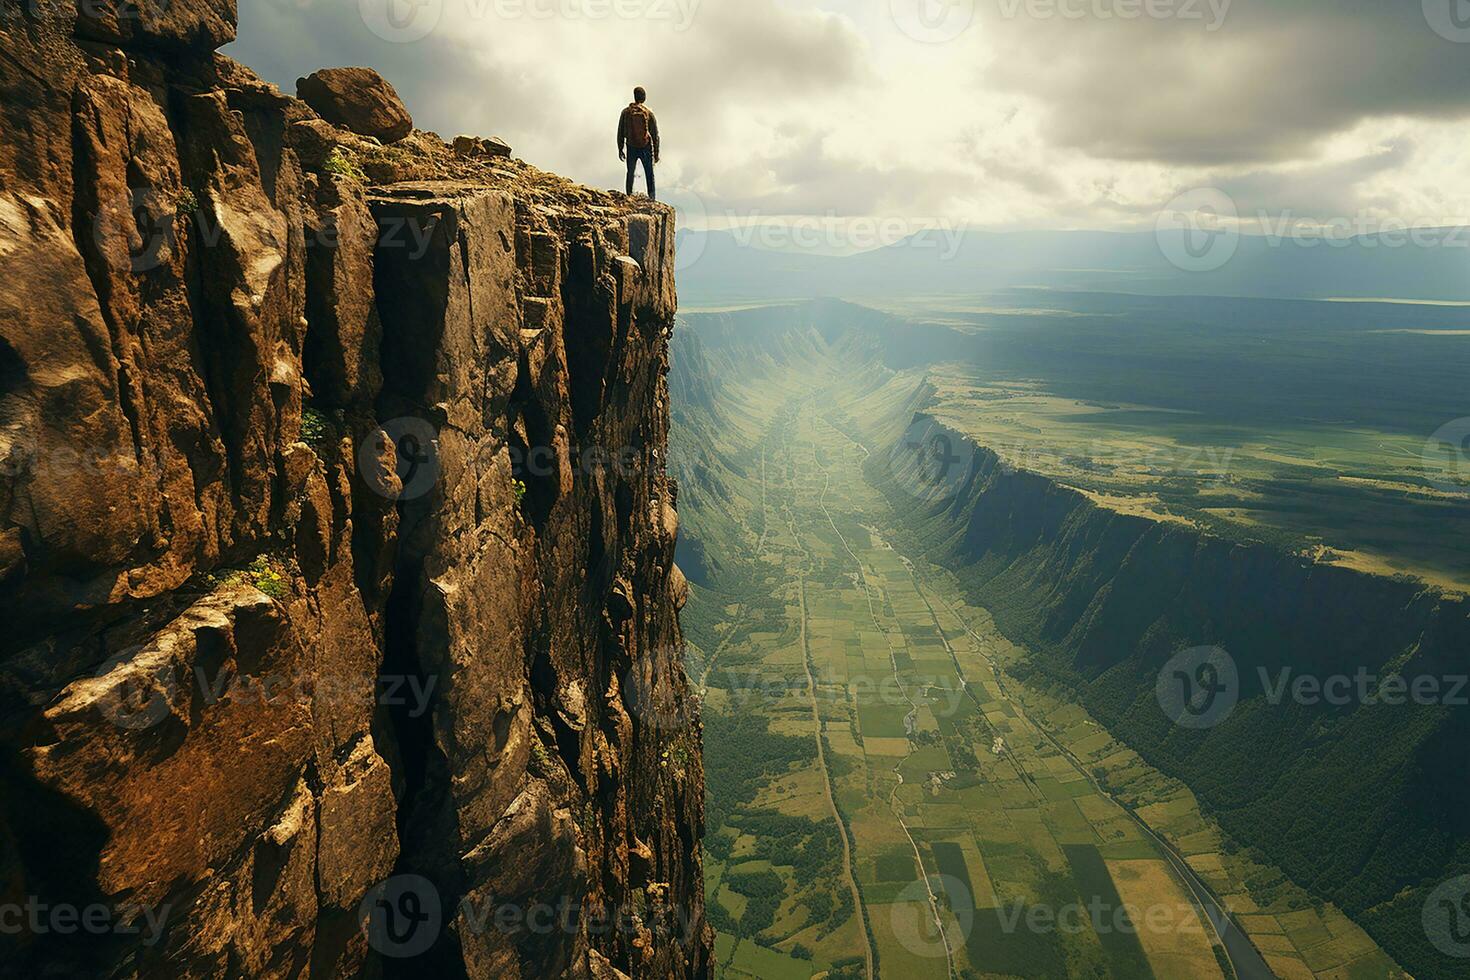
{"left": 626, "top": 104, "right": 651, "bottom": 149}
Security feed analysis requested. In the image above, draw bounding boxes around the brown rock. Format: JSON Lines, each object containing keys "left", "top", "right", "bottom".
{"left": 453, "top": 135, "right": 513, "bottom": 160}
{"left": 297, "top": 67, "right": 414, "bottom": 143}
{"left": 315, "top": 739, "right": 399, "bottom": 909}
{"left": 74, "top": 0, "right": 238, "bottom": 50}
{"left": 0, "top": 14, "right": 707, "bottom": 977}
{"left": 304, "top": 170, "right": 382, "bottom": 406}
{"left": 285, "top": 117, "right": 354, "bottom": 171}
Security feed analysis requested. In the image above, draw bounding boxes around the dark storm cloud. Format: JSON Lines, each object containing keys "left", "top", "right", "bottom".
{"left": 982, "top": 0, "right": 1470, "bottom": 165}
{"left": 226, "top": 1, "right": 547, "bottom": 138}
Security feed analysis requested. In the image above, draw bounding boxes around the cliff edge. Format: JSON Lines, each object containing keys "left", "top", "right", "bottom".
{"left": 0, "top": 2, "right": 708, "bottom": 976}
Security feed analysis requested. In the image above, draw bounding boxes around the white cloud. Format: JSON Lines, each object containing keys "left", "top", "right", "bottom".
{"left": 228, "top": 0, "right": 1470, "bottom": 234}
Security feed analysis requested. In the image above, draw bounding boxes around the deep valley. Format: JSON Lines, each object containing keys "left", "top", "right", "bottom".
{"left": 672, "top": 297, "right": 1470, "bottom": 979}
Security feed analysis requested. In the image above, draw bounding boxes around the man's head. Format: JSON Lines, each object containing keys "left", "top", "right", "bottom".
{"left": 633, "top": 86, "right": 647, "bottom": 104}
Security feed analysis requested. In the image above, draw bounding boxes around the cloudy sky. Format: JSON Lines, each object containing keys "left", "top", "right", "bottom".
{"left": 229, "top": 0, "right": 1470, "bottom": 243}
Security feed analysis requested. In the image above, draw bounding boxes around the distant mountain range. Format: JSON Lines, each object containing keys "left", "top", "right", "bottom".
{"left": 675, "top": 227, "right": 1470, "bottom": 306}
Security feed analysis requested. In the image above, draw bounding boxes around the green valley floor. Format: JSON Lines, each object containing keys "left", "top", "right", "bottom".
{"left": 686, "top": 352, "right": 1405, "bottom": 980}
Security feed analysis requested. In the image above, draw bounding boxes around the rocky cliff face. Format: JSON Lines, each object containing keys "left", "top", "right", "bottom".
{"left": 0, "top": 4, "right": 707, "bottom": 977}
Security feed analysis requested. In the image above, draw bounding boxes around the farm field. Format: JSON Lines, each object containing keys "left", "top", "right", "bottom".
{"left": 679, "top": 339, "right": 1409, "bottom": 979}
{"left": 902, "top": 291, "right": 1470, "bottom": 591}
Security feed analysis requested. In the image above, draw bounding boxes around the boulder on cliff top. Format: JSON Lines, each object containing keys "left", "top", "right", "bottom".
{"left": 297, "top": 67, "right": 413, "bottom": 143}
{"left": 453, "top": 135, "right": 513, "bottom": 160}
{"left": 75, "top": 0, "right": 237, "bottom": 50}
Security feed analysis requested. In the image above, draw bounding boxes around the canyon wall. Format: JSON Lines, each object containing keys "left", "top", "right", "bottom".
{"left": 0, "top": 3, "right": 708, "bottom": 977}
{"left": 875, "top": 413, "right": 1470, "bottom": 980}
{"left": 672, "top": 301, "right": 1470, "bottom": 979}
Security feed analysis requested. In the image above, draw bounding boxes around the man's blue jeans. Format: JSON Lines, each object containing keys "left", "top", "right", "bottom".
{"left": 626, "top": 145, "right": 655, "bottom": 200}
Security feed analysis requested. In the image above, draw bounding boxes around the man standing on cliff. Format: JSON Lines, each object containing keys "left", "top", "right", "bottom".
{"left": 618, "top": 87, "right": 660, "bottom": 201}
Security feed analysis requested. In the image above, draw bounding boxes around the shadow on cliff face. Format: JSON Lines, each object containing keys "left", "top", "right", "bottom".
{"left": 0, "top": 748, "right": 112, "bottom": 975}
{"left": 373, "top": 549, "right": 469, "bottom": 978}
{"left": 363, "top": 204, "right": 469, "bottom": 976}
{"left": 508, "top": 347, "right": 560, "bottom": 534}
